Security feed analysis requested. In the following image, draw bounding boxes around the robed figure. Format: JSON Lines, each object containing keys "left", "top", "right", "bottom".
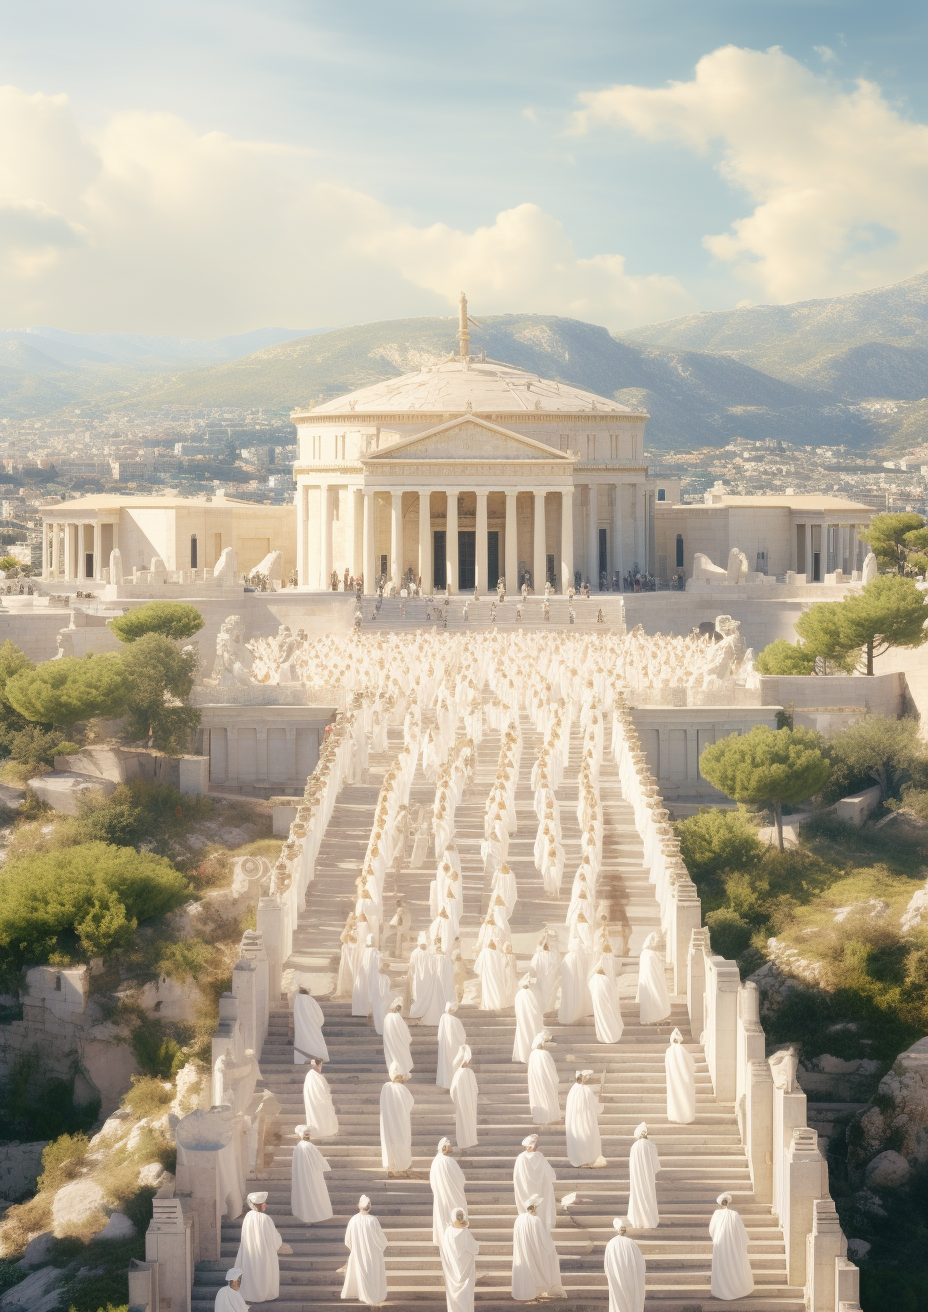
{"left": 341, "top": 1196, "right": 389, "bottom": 1305}
{"left": 527, "top": 1032, "right": 561, "bottom": 1125}
{"left": 636, "top": 933, "right": 670, "bottom": 1025}
{"left": 293, "top": 987, "right": 329, "bottom": 1063}
{"left": 437, "top": 1004, "right": 467, "bottom": 1089}
{"left": 513, "top": 978, "right": 545, "bottom": 1062}
{"left": 440, "top": 1210, "right": 480, "bottom": 1312}
{"left": 235, "top": 1192, "right": 289, "bottom": 1303}
{"left": 303, "top": 1060, "right": 339, "bottom": 1138}
{"left": 665, "top": 1028, "right": 696, "bottom": 1124}
{"left": 430, "top": 1138, "right": 468, "bottom": 1245}
{"left": 511, "top": 1199, "right": 566, "bottom": 1301}
{"left": 627, "top": 1124, "right": 661, "bottom": 1229}
{"left": 383, "top": 1000, "right": 414, "bottom": 1078}
{"left": 603, "top": 1220, "right": 646, "bottom": 1312}
{"left": 513, "top": 1135, "right": 557, "bottom": 1231}
{"left": 215, "top": 1270, "right": 247, "bottom": 1312}
{"left": 291, "top": 1126, "right": 333, "bottom": 1223}
{"left": 589, "top": 966, "right": 624, "bottom": 1045}
{"left": 565, "top": 1071, "right": 605, "bottom": 1168}
{"left": 380, "top": 1064, "right": 415, "bottom": 1174}
{"left": 709, "top": 1195, "right": 754, "bottom": 1300}
{"left": 450, "top": 1045, "right": 478, "bottom": 1149}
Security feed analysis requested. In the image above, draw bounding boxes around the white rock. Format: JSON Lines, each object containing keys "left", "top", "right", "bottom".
{"left": 89, "top": 1108, "right": 132, "bottom": 1147}
{"left": 847, "top": 1238, "right": 871, "bottom": 1260}
{"left": 137, "top": 1162, "right": 166, "bottom": 1188}
{"left": 0, "top": 1265, "right": 63, "bottom": 1311}
{"left": 97, "top": 1211, "right": 135, "bottom": 1240}
{"left": 833, "top": 899, "right": 889, "bottom": 924}
{"left": 51, "top": 1179, "right": 108, "bottom": 1238}
{"left": 125, "top": 1118, "right": 151, "bottom": 1152}
{"left": 16, "top": 1231, "right": 55, "bottom": 1269}
{"left": 902, "top": 879, "right": 928, "bottom": 932}
{"left": 220, "top": 826, "right": 248, "bottom": 847}
{"left": 865, "top": 1149, "right": 911, "bottom": 1189}
{"left": 816, "top": 1054, "right": 863, "bottom": 1074}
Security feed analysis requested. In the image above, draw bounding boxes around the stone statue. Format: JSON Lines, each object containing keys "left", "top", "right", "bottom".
{"left": 725, "top": 548, "right": 749, "bottom": 584}
{"left": 862, "top": 551, "right": 878, "bottom": 584}
{"left": 214, "top": 546, "right": 239, "bottom": 585}
{"left": 248, "top": 550, "right": 282, "bottom": 588}
{"left": 109, "top": 547, "right": 124, "bottom": 584}
{"left": 207, "top": 615, "right": 255, "bottom": 687}
{"left": 691, "top": 552, "right": 728, "bottom": 583}
{"left": 768, "top": 1045, "right": 800, "bottom": 1093}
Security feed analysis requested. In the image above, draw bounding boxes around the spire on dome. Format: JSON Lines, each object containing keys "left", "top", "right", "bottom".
{"left": 457, "top": 293, "right": 481, "bottom": 358}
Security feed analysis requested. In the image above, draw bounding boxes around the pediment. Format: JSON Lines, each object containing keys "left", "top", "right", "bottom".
{"left": 363, "top": 415, "right": 574, "bottom": 463}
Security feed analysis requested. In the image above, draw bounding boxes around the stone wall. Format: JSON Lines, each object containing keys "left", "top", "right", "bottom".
{"left": 0, "top": 1142, "right": 48, "bottom": 1201}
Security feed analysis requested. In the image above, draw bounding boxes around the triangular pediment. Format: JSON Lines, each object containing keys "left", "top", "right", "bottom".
{"left": 363, "top": 415, "right": 575, "bottom": 463}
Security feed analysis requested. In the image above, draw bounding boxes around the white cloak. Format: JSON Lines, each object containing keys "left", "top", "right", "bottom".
{"left": 589, "top": 973, "right": 624, "bottom": 1045}
{"left": 429, "top": 1151, "right": 468, "bottom": 1245}
{"left": 380, "top": 1079, "right": 415, "bottom": 1171}
{"left": 408, "top": 944, "right": 431, "bottom": 1006}
{"left": 215, "top": 1287, "right": 248, "bottom": 1312}
{"left": 527, "top": 1048, "right": 561, "bottom": 1125}
{"left": 511, "top": 1211, "right": 563, "bottom": 1301}
{"left": 371, "top": 964, "right": 395, "bottom": 1035}
{"left": 235, "top": 1208, "right": 282, "bottom": 1303}
{"left": 627, "top": 1137, "right": 661, "bottom": 1229}
{"left": 665, "top": 1041, "right": 697, "bottom": 1124}
{"left": 341, "top": 1210, "right": 389, "bottom": 1305}
{"left": 440, "top": 1223, "right": 480, "bottom": 1312}
{"left": 604, "top": 1233, "right": 645, "bottom": 1312}
{"left": 636, "top": 948, "right": 671, "bottom": 1024}
{"left": 437, "top": 1012, "right": 467, "bottom": 1088}
{"left": 352, "top": 945, "right": 375, "bottom": 1017}
{"left": 565, "top": 1082, "right": 603, "bottom": 1167}
{"left": 303, "top": 1067, "right": 339, "bottom": 1138}
{"left": 709, "top": 1206, "right": 754, "bottom": 1300}
{"left": 291, "top": 1139, "right": 333, "bottom": 1223}
{"left": 513, "top": 987, "right": 545, "bottom": 1063}
{"left": 530, "top": 946, "right": 561, "bottom": 1014}
{"left": 558, "top": 947, "right": 593, "bottom": 1023}
{"left": 383, "top": 1011, "right": 413, "bottom": 1077}
{"left": 293, "top": 993, "right": 329, "bottom": 1063}
{"left": 450, "top": 1065, "right": 478, "bottom": 1149}
{"left": 513, "top": 1149, "right": 557, "bottom": 1231}
{"left": 473, "top": 946, "right": 508, "bottom": 1010}
{"left": 411, "top": 954, "right": 456, "bottom": 1025}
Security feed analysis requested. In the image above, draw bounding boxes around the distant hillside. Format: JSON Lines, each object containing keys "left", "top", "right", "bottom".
{"left": 132, "top": 313, "right": 873, "bottom": 451}
{"left": 622, "top": 270, "right": 928, "bottom": 400}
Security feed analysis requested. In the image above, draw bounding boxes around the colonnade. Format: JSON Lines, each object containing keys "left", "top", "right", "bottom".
{"left": 792, "top": 521, "right": 864, "bottom": 582}
{"left": 44, "top": 520, "right": 117, "bottom": 583}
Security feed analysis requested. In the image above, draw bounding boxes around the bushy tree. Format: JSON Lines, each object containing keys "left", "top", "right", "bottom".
{"left": 756, "top": 639, "right": 818, "bottom": 675}
{"left": 795, "top": 575, "right": 928, "bottom": 675}
{"left": 793, "top": 601, "right": 858, "bottom": 672}
{"left": 699, "top": 725, "right": 831, "bottom": 851}
{"left": 4, "top": 654, "right": 130, "bottom": 731}
{"left": 825, "top": 715, "right": 925, "bottom": 802}
{"left": 119, "top": 633, "right": 201, "bottom": 752}
{"left": 0, "top": 842, "right": 188, "bottom": 973}
{"left": 675, "top": 808, "right": 764, "bottom": 887}
{"left": 859, "top": 512, "right": 925, "bottom": 572}
{"left": 109, "top": 601, "right": 204, "bottom": 644}
{"left": 706, "top": 908, "right": 753, "bottom": 959}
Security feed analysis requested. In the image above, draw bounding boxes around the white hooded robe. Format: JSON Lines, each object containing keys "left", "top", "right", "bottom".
{"left": 565, "top": 1081, "right": 603, "bottom": 1167}
{"left": 235, "top": 1208, "right": 282, "bottom": 1303}
{"left": 437, "top": 1011, "right": 467, "bottom": 1088}
{"left": 291, "top": 1140, "right": 333, "bottom": 1223}
{"left": 513, "top": 986, "right": 545, "bottom": 1063}
{"left": 440, "top": 1223, "right": 480, "bottom": 1312}
{"left": 429, "top": 1151, "right": 468, "bottom": 1245}
{"left": 215, "top": 1286, "right": 248, "bottom": 1312}
{"left": 450, "top": 1064, "right": 478, "bottom": 1149}
{"left": 293, "top": 992, "right": 329, "bottom": 1063}
{"left": 604, "top": 1233, "right": 646, "bottom": 1312}
{"left": 341, "top": 1210, "right": 389, "bottom": 1305}
{"left": 636, "top": 939, "right": 671, "bottom": 1024}
{"left": 709, "top": 1205, "right": 754, "bottom": 1299}
{"left": 513, "top": 1150, "right": 557, "bottom": 1231}
{"left": 627, "top": 1137, "right": 661, "bottom": 1229}
{"left": 380, "top": 1080, "right": 414, "bottom": 1172}
{"left": 589, "top": 972, "right": 624, "bottom": 1045}
{"left": 527, "top": 1043, "right": 561, "bottom": 1125}
{"left": 665, "top": 1038, "right": 697, "bottom": 1124}
{"left": 383, "top": 1010, "right": 413, "bottom": 1077}
{"left": 303, "top": 1067, "right": 339, "bottom": 1138}
{"left": 511, "top": 1211, "right": 564, "bottom": 1301}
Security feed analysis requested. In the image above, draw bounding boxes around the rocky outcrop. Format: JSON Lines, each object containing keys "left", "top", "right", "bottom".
{"left": 847, "top": 1036, "right": 928, "bottom": 1177}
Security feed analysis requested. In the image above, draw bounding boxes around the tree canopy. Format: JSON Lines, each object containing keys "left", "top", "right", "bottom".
{"left": 824, "top": 715, "right": 926, "bottom": 802}
{"left": 119, "top": 633, "right": 201, "bottom": 752}
{"left": 699, "top": 725, "right": 830, "bottom": 851}
{"left": 859, "top": 512, "right": 925, "bottom": 573}
{"left": 108, "top": 601, "right": 204, "bottom": 644}
{"left": 4, "top": 654, "right": 131, "bottom": 730}
{"left": 794, "top": 575, "right": 928, "bottom": 675}
{"left": 755, "top": 639, "right": 818, "bottom": 676}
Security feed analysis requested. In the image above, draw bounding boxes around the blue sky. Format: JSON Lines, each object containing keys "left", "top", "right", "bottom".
{"left": 0, "top": 0, "right": 926, "bottom": 334}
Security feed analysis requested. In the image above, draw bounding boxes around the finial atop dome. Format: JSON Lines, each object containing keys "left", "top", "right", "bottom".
{"left": 457, "top": 293, "right": 481, "bottom": 359}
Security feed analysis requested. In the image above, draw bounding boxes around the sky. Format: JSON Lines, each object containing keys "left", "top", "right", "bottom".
{"left": 1, "top": 0, "right": 926, "bottom": 337}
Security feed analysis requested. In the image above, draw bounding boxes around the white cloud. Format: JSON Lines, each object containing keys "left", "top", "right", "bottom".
{"left": 573, "top": 45, "right": 928, "bottom": 303}
{"left": 0, "top": 85, "right": 693, "bottom": 334}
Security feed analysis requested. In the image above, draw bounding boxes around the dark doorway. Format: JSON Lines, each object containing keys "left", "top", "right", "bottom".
{"left": 812, "top": 551, "right": 821, "bottom": 582}
{"left": 458, "top": 531, "right": 476, "bottom": 590}
{"left": 598, "top": 527, "right": 607, "bottom": 579}
{"left": 546, "top": 553, "right": 556, "bottom": 588}
{"left": 433, "top": 530, "right": 446, "bottom": 589}
{"left": 85, "top": 553, "right": 94, "bottom": 578}
{"left": 379, "top": 553, "right": 387, "bottom": 582}
{"left": 675, "top": 533, "right": 684, "bottom": 568}
{"left": 487, "top": 531, "right": 500, "bottom": 588}
{"left": 190, "top": 535, "right": 198, "bottom": 569}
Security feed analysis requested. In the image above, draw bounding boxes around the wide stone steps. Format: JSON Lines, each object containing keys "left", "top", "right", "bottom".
{"left": 191, "top": 703, "right": 801, "bottom": 1311}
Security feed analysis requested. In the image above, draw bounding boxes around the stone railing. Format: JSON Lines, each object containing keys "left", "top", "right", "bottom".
{"left": 131, "top": 698, "right": 367, "bottom": 1310}
{"left": 612, "top": 690, "right": 861, "bottom": 1312}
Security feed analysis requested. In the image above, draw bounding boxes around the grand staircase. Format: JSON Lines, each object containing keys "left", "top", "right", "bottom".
{"left": 358, "top": 595, "right": 626, "bottom": 632}
{"left": 191, "top": 703, "right": 803, "bottom": 1311}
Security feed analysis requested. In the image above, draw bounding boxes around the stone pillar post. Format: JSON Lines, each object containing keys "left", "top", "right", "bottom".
{"left": 705, "top": 955, "right": 740, "bottom": 1103}
{"left": 612, "top": 483, "right": 623, "bottom": 582}
{"left": 671, "top": 881, "right": 701, "bottom": 994}
{"left": 231, "top": 957, "right": 258, "bottom": 1056}
{"left": 96, "top": 525, "right": 107, "bottom": 581}
{"left": 806, "top": 1197, "right": 846, "bottom": 1312}
{"left": 64, "top": 523, "right": 74, "bottom": 578}
{"left": 446, "top": 491, "right": 459, "bottom": 593}
{"left": 805, "top": 521, "right": 813, "bottom": 580}
{"left": 255, "top": 727, "right": 268, "bottom": 784}
{"left": 351, "top": 488, "right": 364, "bottom": 579}
{"left": 128, "top": 1258, "right": 159, "bottom": 1312}
{"left": 475, "top": 490, "right": 488, "bottom": 592}
{"left": 746, "top": 1059, "right": 774, "bottom": 1204}
{"left": 51, "top": 523, "right": 60, "bottom": 579}
{"left": 687, "top": 926, "right": 710, "bottom": 1041}
{"left": 783, "top": 1127, "right": 829, "bottom": 1286}
{"left": 363, "top": 490, "right": 376, "bottom": 593}
{"left": 174, "top": 1111, "right": 232, "bottom": 1265}
{"left": 390, "top": 491, "right": 403, "bottom": 586}
{"left": 505, "top": 491, "right": 518, "bottom": 591}
{"left": 286, "top": 726, "right": 297, "bottom": 784}
{"left": 773, "top": 1083, "right": 809, "bottom": 1220}
{"left": 835, "top": 1259, "right": 861, "bottom": 1310}
{"left": 145, "top": 1194, "right": 191, "bottom": 1311}
{"left": 633, "top": 485, "right": 644, "bottom": 570}
{"left": 239, "top": 930, "right": 269, "bottom": 1052}
{"left": 418, "top": 490, "right": 432, "bottom": 592}
{"left": 257, "top": 896, "right": 283, "bottom": 999}
{"left": 77, "top": 523, "right": 86, "bottom": 580}
{"left": 738, "top": 982, "right": 767, "bottom": 1109}
{"left": 849, "top": 525, "right": 858, "bottom": 573}
{"left": 587, "top": 484, "right": 598, "bottom": 587}
{"left": 320, "top": 485, "right": 332, "bottom": 589}
{"left": 532, "top": 492, "right": 546, "bottom": 593}
{"left": 561, "top": 487, "right": 574, "bottom": 592}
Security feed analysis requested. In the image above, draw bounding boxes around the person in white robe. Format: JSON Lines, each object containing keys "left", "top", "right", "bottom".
{"left": 303, "top": 1059, "right": 339, "bottom": 1138}
{"left": 411, "top": 947, "right": 456, "bottom": 1025}
{"left": 235, "top": 1192, "right": 292, "bottom": 1303}
{"left": 512, "top": 977, "right": 544, "bottom": 1063}
{"left": 440, "top": 1209, "right": 480, "bottom": 1312}
{"left": 627, "top": 1124, "right": 661, "bottom": 1229}
{"left": 511, "top": 1196, "right": 566, "bottom": 1301}
{"left": 665, "top": 1028, "right": 696, "bottom": 1124}
{"left": 215, "top": 1269, "right": 246, "bottom": 1312}
{"left": 293, "top": 987, "right": 329, "bottom": 1063}
{"left": 407, "top": 931, "right": 431, "bottom": 1012}
{"left": 589, "top": 965, "right": 624, "bottom": 1045}
{"left": 341, "top": 1195, "right": 389, "bottom": 1306}
{"left": 709, "top": 1194, "right": 754, "bottom": 1300}
{"left": 565, "top": 1070, "right": 606, "bottom": 1168}
{"left": 371, "top": 955, "right": 395, "bottom": 1035}
{"left": 380, "top": 1062, "right": 415, "bottom": 1175}
{"left": 513, "top": 1134, "right": 557, "bottom": 1231}
{"left": 450, "top": 1044, "right": 478, "bottom": 1149}
{"left": 352, "top": 935, "right": 376, "bottom": 1018}
{"left": 430, "top": 1138, "right": 468, "bottom": 1245}
{"left": 383, "top": 999, "right": 413, "bottom": 1077}
{"left": 492, "top": 862, "right": 518, "bottom": 916}
{"left": 604, "top": 1219, "right": 646, "bottom": 1312}
{"left": 636, "top": 932, "right": 671, "bottom": 1025}
{"left": 473, "top": 940, "right": 508, "bottom": 1010}
{"left": 527, "top": 1032, "right": 561, "bottom": 1125}
{"left": 437, "top": 1002, "right": 467, "bottom": 1088}
{"left": 530, "top": 931, "right": 561, "bottom": 1014}
{"left": 291, "top": 1125, "right": 333, "bottom": 1223}
{"left": 558, "top": 942, "right": 593, "bottom": 1023}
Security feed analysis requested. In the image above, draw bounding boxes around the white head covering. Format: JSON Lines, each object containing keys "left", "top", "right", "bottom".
{"left": 366, "top": 933, "right": 374, "bottom": 946}
{"left": 717, "top": 1193, "right": 732, "bottom": 1206}
{"left": 389, "top": 1060, "right": 403, "bottom": 1080}
{"left": 247, "top": 1191, "right": 268, "bottom": 1208}
{"left": 643, "top": 932, "right": 659, "bottom": 950}
{"left": 225, "top": 1268, "right": 244, "bottom": 1282}
{"left": 359, "top": 1194, "right": 372, "bottom": 1210}
{"left": 526, "top": 1194, "right": 543, "bottom": 1209}
{"left": 417, "top": 931, "right": 428, "bottom": 947}
{"left": 438, "top": 1137, "right": 452, "bottom": 1151}
{"left": 453, "top": 1206, "right": 467, "bottom": 1223}
{"left": 522, "top": 1134, "right": 539, "bottom": 1149}
{"left": 634, "top": 1123, "right": 648, "bottom": 1139}
{"left": 295, "top": 1124, "right": 312, "bottom": 1139}
{"left": 389, "top": 999, "right": 403, "bottom": 1012}
{"left": 670, "top": 1027, "right": 684, "bottom": 1043}
{"left": 445, "top": 1001, "right": 459, "bottom": 1013}
{"left": 453, "top": 1044, "right": 472, "bottom": 1071}
{"left": 531, "top": 1031, "right": 551, "bottom": 1051}
{"left": 612, "top": 1220, "right": 627, "bottom": 1234}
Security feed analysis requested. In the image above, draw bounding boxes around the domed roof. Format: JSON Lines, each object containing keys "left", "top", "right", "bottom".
{"left": 299, "top": 355, "right": 642, "bottom": 419}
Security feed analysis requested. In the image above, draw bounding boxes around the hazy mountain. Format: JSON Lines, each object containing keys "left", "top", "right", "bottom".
{"left": 0, "top": 325, "right": 318, "bottom": 370}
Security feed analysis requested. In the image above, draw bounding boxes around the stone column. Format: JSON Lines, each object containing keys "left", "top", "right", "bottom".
{"left": 51, "top": 523, "right": 60, "bottom": 579}
{"left": 351, "top": 489, "right": 363, "bottom": 578}
{"left": 746, "top": 1059, "right": 774, "bottom": 1204}
{"left": 446, "top": 491, "right": 458, "bottom": 593}
{"left": 783, "top": 1127, "right": 829, "bottom": 1286}
{"left": 671, "top": 881, "right": 702, "bottom": 994}
{"left": 418, "top": 490, "right": 432, "bottom": 592}
{"left": 97, "top": 526, "right": 109, "bottom": 581}
{"left": 705, "top": 956, "right": 740, "bottom": 1104}
{"left": 363, "top": 490, "right": 376, "bottom": 593}
{"left": 145, "top": 1193, "right": 192, "bottom": 1310}
{"left": 231, "top": 957, "right": 258, "bottom": 1056}
{"left": 561, "top": 488, "right": 574, "bottom": 592}
{"left": 64, "top": 523, "right": 74, "bottom": 579}
{"left": 505, "top": 491, "right": 518, "bottom": 590}
{"left": 587, "top": 484, "right": 598, "bottom": 587}
{"left": 255, "top": 727, "right": 268, "bottom": 784}
{"left": 257, "top": 896, "right": 284, "bottom": 997}
{"left": 390, "top": 491, "right": 402, "bottom": 586}
{"left": 612, "top": 483, "right": 623, "bottom": 581}
{"left": 320, "top": 485, "right": 332, "bottom": 589}
{"left": 687, "top": 926, "right": 710, "bottom": 1041}
{"left": 806, "top": 1197, "right": 846, "bottom": 1312}
{"left": 475, "top": 490, "right": 488, "bottom": 592}
{"left": 225, "top": 728, "right": 239, "bottom": 786}
{"left": 174, "top": 1111, "right": 230, "bottom": 1265}
{"left": 77, "top": 523, "right": 86, "bottom": 580}
{"left": 634, "top": 485, "right": 646, "bottom": 571}
{"left": 849, "top": 524, "right": 858, "bottom": 573}
{"left": 773, "top": 1083, "right": 809, "bottom": 1220}
{"left": 835, "top": 1260, "right": 861, "bottom": 1310}
{"left": 532, "top": 492, "right": 546, "bottom": 593}
{"left": 238, "top": 929, "right": 269, "bottom": 1052}
{"left": 286, "top": 727, "right": 297, "bottom": 784}
{"left": 805, "top": 521, "right": 813, "bottom": 580}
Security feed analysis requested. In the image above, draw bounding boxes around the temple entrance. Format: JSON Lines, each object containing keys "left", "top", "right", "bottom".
{"left": 458, "top": 530, "right": 476, "bottom": 590}
{"left": 433, "top": 530, "right": 446, "bottom": 589}
{"left": 487, "top": 531, "right": 499, "bottom": 588}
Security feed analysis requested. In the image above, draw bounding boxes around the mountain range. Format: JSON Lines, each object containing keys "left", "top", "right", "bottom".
{"left": 2, "top": 273, "right": 927, "bottom": 453}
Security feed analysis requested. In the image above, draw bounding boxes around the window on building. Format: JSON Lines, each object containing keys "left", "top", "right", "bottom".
{"left": 675, "top": 533, "right": 684, "bottom": 567}
{"left": 190, "top": 534, "right": 198, "bottom": 568}
{"left": 657, "top": 488, "right": 666, "bottom": 502}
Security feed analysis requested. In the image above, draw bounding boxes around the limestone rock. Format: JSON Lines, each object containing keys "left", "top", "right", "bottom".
{"left": 137, "top": 1162, "right": 167, "bottom": 1189}
{"left": 97, "top": 1211, "right": 135, "bottom": 1240}
{"left": 16, "top": 1231, "right": 55, "bottom": 1269}
{"left": 833, "top": 899, "right": 889, "bottom": 924}
{"left": 51, "top": 1179, "right": 108, "bottom": 1238}
{"left": 847, "top": 1238, "right": 871, "bottom": 1261}
{"left": 902, "top": 878, "right": 928, "bottom": 933}
{"left": 0, "top": 1264, "right": 64, "bottom": 1311}
{"left": 865, "top": 1150, "right": 911, "bottom": 1189}
{"left": 848, "top": 1036, "right": 928, "bottom": 1174}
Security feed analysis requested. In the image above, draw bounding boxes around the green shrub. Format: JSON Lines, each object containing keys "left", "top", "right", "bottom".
{"left": 37, "top": 1133, "right": 90, "bottom": 1193}
{"left": 122, "top": 1075, "right": 173, "bottom": 1119}
{"left": 706, "top": 908, "right": 753, "bottom": 959}
{"left": 5, "top": 654, "right": 130, "bottom": 730}
{"left": 823, "top": 715, "right": 925, "bottom": 803}
{"left": 108, "top": 601, "right": 204, "bottom": 643}
{"left": 74, "top": 780, "right": 211, "bottom": 850}
{"left": 0, "top": 1055, "right": 99, "bottom": 1141}
{"left": 118, "top": 634, "right": 201, "bottom": 753}
{"left": 675, "top": 808, "right": 764, "bottom": 892}
{"left": 756, "top": 639, "right": 818, "bottom": 675}
{"left": 0, "top": 842, "right": 188, "bottom": 975}
{"left": 131, "top": 1019, "right": 185, "bottom": 1079}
